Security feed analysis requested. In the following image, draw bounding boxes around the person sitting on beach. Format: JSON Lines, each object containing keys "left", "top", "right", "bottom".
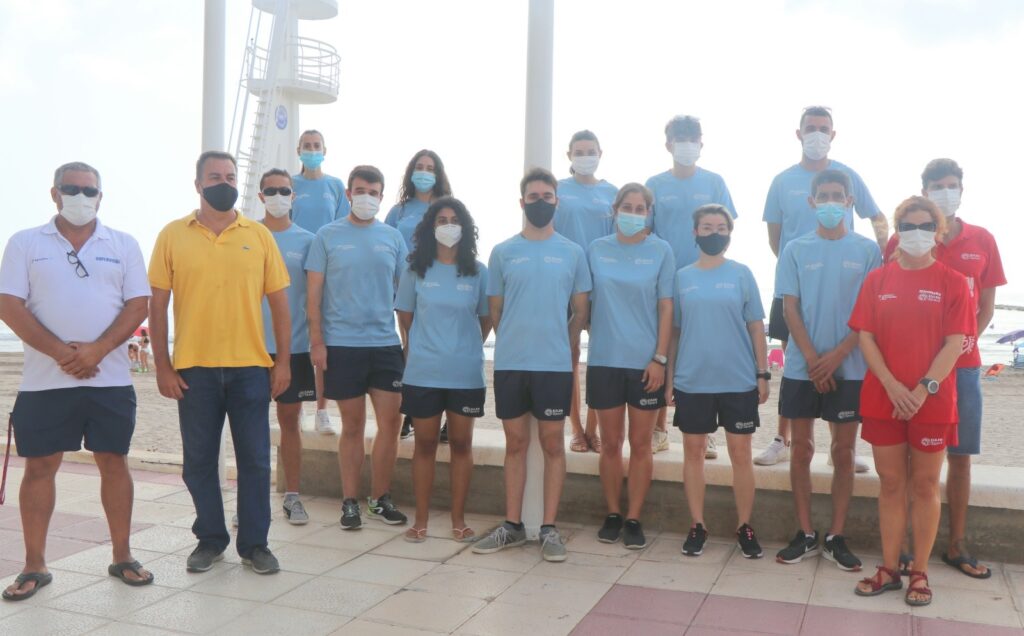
{"left": 128, "top": 343, "right": 140, "bottom": 372}
{"left": 882, "top": 159, "right": 1006, "bottom": 579}
{"left": 850, "top": 196, "right": 974, "bottom": 607}
{"left": 472, "top": 168, "right": 592, "bottom": 563}
{"left": 774, "top": 170, "right": 882, "bottom": 571}
{"left": 0, "top": 161, "right": 153, "bottom": 600}
{"left": 396, "top": 197, "right": 491, "bottom": 544}
{"left": 149, "top": 150, "right": 292, "bottom": 576}
{"left": 259, "top": 168, "right": 317, "bottom": 526}
{"left": 306, "top": 165, "right": 409, "bottom": 530}
{"left": 587, "top": 183, "right": 674, "bottom": 550}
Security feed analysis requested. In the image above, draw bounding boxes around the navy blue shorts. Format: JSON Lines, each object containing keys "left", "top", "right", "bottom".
{"left": 493, "top": 370, "right": 573, "bottom": 421}
{"left": 270, "top": 352, "right": 317, "bottom": 404}
{"left": 673, "top": 389, "right": 760, "bottom": 435}
{"left": 324, "top": 345, "right": 404, "bottom": 400}
{"left": 401, "top": 384, "right": 486, "bottom": 419}
{"left": 12, "top": 386, "right": 136, "bottom": 457}
{"left": 586, "top": 365, "right": 665, "bottom": 410}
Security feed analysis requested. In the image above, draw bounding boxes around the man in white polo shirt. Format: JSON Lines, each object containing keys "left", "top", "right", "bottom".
{"left": 0, "top": 162, "right": 152, "bottom": 601}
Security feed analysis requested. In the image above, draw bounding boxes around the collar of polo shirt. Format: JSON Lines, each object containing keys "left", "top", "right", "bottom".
{"left": 187, "top": 210, "right": 252, "bottom": 228}
{"left": 43, "top": 216, "right": 111, "bottom": 241}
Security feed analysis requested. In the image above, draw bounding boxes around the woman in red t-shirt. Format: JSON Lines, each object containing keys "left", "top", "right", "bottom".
{"left": 847, "top": 196, "right": 973, "bottom": 607}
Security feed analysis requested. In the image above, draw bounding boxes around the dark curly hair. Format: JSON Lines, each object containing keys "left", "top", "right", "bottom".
{"left": 407, "top": 196, "right": 479, "bottom": 278}
{"left": 397, "top": 149, "right": 452, "bottom": 205}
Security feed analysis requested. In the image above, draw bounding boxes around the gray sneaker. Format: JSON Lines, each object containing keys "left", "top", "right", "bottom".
{"left": 471, "top": 523, "right": 527, "bottom": 554}
{"left": 186, "top": 544, "right": 224, "bottom": 573}
{"left": 283, "top": 497, "right": 309, "bottom": 526}
{"left": 540, "top": 526, "right": 567, "bottom": 562}
{"left": 242, "top": 546, "right": 280, "bottom": 575}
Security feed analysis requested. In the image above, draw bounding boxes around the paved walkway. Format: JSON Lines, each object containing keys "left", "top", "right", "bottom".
{"left": 0, "top": 459, "right": 1021, "bottom": 635}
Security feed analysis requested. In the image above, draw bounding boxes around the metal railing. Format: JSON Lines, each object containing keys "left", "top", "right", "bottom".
{"left": 243, "top": 35, "right": 340, "bottom": 97}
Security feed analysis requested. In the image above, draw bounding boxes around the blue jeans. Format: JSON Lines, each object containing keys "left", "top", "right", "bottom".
{"left": 177, "top": 366, "right": 271, "bottom": 557}
{"left": 949, "top": 367, "right": 982, "bottom": 455}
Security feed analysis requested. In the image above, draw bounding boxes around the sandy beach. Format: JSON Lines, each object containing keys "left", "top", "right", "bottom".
{"left": 1, "top": 351, "right": 1021, "bottom": 468}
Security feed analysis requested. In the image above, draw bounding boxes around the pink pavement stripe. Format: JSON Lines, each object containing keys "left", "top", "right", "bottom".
{"left": 913, "top": 617, "right": 1024, "bottom": 636}
{"left": 590, "top": 584, "right": 702, "bottom": 625}
{"left": 800, "top": 605, "right": 911, "bottom": 636}
{"left": 571, "top": 613, "right": 687, "bottom": 635}
{"left": 685, "top": 627, "right": 769, "bottom": 635}
{"left": 692, "top": 595, "right": 805, "bottom": 635}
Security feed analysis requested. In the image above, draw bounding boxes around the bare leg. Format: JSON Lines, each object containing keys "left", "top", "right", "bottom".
{"left": 3, "top": 453, "right": 62, "bottom": 598}
{"left": 944, "top": 453, "right": 987, "bottom": 575}
{"left": 411, "top": 414, "right": 442, "bottom": 529}
{"left": 568, "top": 360, "right": 584, "bottom": 440}
{"left": 538, "top": 419, "right": 566, "bottom": 525}
{"left": 726, "top": 432, "right": 755, "bottom": 526}
{"left": 446, "top": 412, "right": 475, "bottom": 530}
{"left": 908, "top": 447, "right": 946, "bottom": 602}
{"left": 857, "top": 443, "right": 907, "bottom": 594}
{"left": 828, "top": 422, "right": 857, "bottom": 536}
{"left": 277, "top": 402, "right": 303, "bottom": 492}
{"left": 336, "top": 396, "right": 366, "bottom": 500}
{"left": 625, "top": 406, "right": 655, "bottom": 520}
{"left": 596, "top": 406, "right": 626, "bottom": 514}
{"left": 314, "top": 367, "right": 327, "bottom": 413}
{"left": 368, "top": 388, "right": 402, "bottom": 499}
{"left": 654, "top": 406, "right": 668, "bottom": 434}
{"left": 682, "top": 433, "right": 706, "bottom": 524}
{"left": 94, "top": 452, "right": 149, "bottom": 582}
{"left": 789, "top": 419, "right": 815, "bottom": 534}
{"left": 502, "top": 415, "right": 531, "bottom": 523}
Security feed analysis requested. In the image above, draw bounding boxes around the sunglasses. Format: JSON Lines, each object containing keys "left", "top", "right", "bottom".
{"left": 262, "top": 187, "right": 292, "bottom": 196}
{"left": 897, "top": 222, "right": 937, "bottom": 232}
{"left": 57, "top": 184, "right": 100, "bottom": 198}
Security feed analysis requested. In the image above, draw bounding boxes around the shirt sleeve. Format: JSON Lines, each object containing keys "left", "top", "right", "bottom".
{"left": 304, "top": 231, "right": 328, "bottom": 273}
{"left": 979, "top": 231, "right": 1007, "bottom": 289}
{"left": 849, "top": 169, "right": 882, "bottom": 219}
{"left": 394, "top": 266, "right": 415, "bottom": 312}
{"left": 866, "top": 241, "right": 883, "bottom": 273}
{"left": 384, "top": 204, "right": 401, "bottom": 228}
{"left": 883, "top": 234, "right": 899, "bottom": 262}
{"left": 476, "top": 265, "right": 490, "bottom": 316}
{"left": 262, "top": 232, "right": 290, "bottom": 295}
{"left": 762, "top": 175, "right": 783, "bottom": 224}
{"left": 486, "top": 245, "right": 504, "bottom": 297}
{"left": 718, "top": 176, "right": 739, "bottom": 219}
{"left": 572, "top": 245, "right": 593, "bottom": 294}
{"left": 0, "top": 234, "right": 29, "bottom": 299}
{"left": 394, "top": 236, "right": 409, "bottom": 291}
{"left": 774, "top": 242, "right": 800, "bottom": 298}
{"left": 672, "top": 272, "right": 683, "bottom": 328}
{"left": 657, "top": 244, "right": 675, "bottom": 299}
{"left": 333, "top": 179, "right": 349, "bottom": 221}
{"left": 147, "top": 226, "right": 173, "bottom": 290}
{"left": 847, "top": 271, "right": 877, "bottom": 333}
{"left": 121, "top": 235, "right": 152, "bottom": 301}
{"left": 741, "top": 266, "right": 766, "bottom": 322}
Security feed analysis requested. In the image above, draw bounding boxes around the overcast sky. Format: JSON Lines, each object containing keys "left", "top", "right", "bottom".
{"left": 2, "top": 0, "right": 1021, "bottom": 305}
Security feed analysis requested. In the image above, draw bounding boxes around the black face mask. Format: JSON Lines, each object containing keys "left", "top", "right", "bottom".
{"left": 695, "top": 233, "right": 730, "bottom": 256}
{"left": 524, "top": 200, "right": 557, "bottom": 228}
{"left": 202, "top": 183, "right": 239, "bottom": 212}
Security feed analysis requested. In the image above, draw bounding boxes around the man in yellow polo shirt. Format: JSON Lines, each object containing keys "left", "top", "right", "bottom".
{"left": 149, "top": 150, "right": 291, "bottom": 576}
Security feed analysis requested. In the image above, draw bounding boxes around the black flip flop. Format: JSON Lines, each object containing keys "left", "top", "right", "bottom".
{"left": 898, "top": 552, "right": 913, "bottom": 576}
{"left": 108, "top": 560, "right": 155, "bottom": 586}
{"left": 2, "top": 571, "right": 53, "bottom": 601}
{"left": 941, "top": 552, "right": 992, "bottom": 579}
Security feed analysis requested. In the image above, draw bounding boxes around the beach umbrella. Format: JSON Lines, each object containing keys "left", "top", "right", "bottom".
{"left": 996, "top": 329, "right": 1024, "bottom": 344}
{"left": 133, "top": 325, "right": 149, "bottom": 337}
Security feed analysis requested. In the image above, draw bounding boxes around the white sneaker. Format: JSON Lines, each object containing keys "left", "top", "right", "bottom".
{"left": 754, "top": 436, "right": 790, "bottom": 466}
{"left": 705, "top": 436, "right": 719, "bottom": 460}
{"left": 652, "top": 429, "right": 669, "bottom": 454}
{"left": 315, "top": 409, "right": 336, "bottom": 435}
{"left": 825, "top": 453, "right": 872, "bottom": 474}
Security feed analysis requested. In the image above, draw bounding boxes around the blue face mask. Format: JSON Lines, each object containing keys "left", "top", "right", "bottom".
{"left": 816, "top": 202, "right": 847, "bottom": 230}
{"left": 616, "top": 211, "right": 647, "bottom": 237}
{"left": 300, "top": 151, "right": 324, "bottom": 170}
{"left": 411, "top": 170, "right": 436, "bottom": 193}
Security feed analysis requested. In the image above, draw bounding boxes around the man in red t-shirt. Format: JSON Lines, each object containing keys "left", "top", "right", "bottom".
{"left": 884, "top": 159, "right": 1006, "bottom": 579}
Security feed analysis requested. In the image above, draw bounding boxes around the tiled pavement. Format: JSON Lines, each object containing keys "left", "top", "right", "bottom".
{"left": 0, "top": 458, "right": 1022, "bottom": 635}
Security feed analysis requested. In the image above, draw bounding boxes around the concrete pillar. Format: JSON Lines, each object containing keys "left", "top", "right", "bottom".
{"left": 201, "top": 0, "right": 227, "bottom": 152}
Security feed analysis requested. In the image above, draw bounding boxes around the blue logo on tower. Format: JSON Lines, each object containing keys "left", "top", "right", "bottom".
{"left": 275, "top": 105, "right": 288, "bottom": 130}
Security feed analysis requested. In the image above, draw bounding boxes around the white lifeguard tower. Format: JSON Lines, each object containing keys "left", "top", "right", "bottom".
{"left": 228, "top": 0, "right": 341, "bottom": 218}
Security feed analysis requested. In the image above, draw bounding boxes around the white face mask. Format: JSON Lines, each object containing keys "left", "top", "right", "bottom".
{"left": 350, "top": 194, "right": 380, "bottom": 220}
{"left": 264, "top": 194, "right": 292, "bottom": 218}
{"left": 571, "top": 155, "right": 600, "bottom": 176}
{"left": 926, "top": 188, "right": 961, "bottom": 217}
{"left": 435, "top": 224, "right": 462, "bottom": 247}
{"left": 801, "top": 131, "right": 831, "bottom": 161}
{"left": 898, "top": 229, "right": 936, "bottom": 257}
{"left": 59, "top": 193, "right": 99, "bottom": 226}
{"left": 672, "top": 141, "right": 701, "bottom": 167}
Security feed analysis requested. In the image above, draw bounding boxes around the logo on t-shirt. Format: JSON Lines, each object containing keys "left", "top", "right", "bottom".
{"left": 692, "top": 193, "right": 711, "bottom": 202}
{"left": 962, "top": 335, "right": 976, "bottom": 355}
{"left": 634, "top": 258, "right": 654, "bottom": 265}
{"left": 878, "top": 293, "right": 897, "bottom": 301}
{"left": 543, "top": 256, "right": 564, "bottom": 264}
{"left": 456, "top": 283, "right": 473, "bottom": 292}
{"left": 509, "top": 257, "right": 530, "bottom": 265}
{"left": 804, "top": 262, "right": 824, "bottom": 271}
{"left": 715, "top": 282, "right": 736, "bottom": 289}
{"left": 373, "top": 245, "right": 391, "bottom": 252}
{"left": 961, "top": 253, "right": 981, "bottom": 261}
{"left": 598, "top": 256, "right": 617, "bottom": 263}
{"left": 285, "top": 251, "right": 304, "bottom": 261}
{"left": 917, "top": 289, "right": 942, "bottom": 303}
{"left": 423, "top": 282, "right": 440, "bottom": 288}
{"left": 95, "top": 256, "right": 121, "bottom": 264}
{"left": 842, "top": 260, "right": 865, "bottom": 271}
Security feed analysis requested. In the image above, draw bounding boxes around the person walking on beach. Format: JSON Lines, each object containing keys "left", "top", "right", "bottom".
{"left": 291, "top": 129, "right": 349, "bottom": 436}
{"left": 396, "top": 197, "right": 491, "bottom": 544}
{"left": 306, "top": 165, "right": 409, "bottom": 531}
{"left": 646, "top": 116, "right": 738, "bottom": 457}
{"left": 0, "top": 161, "right": 153, "bottom": 600}
{"left": 883, "top": 159, "right": 1006, "bottom": 579}
{"left": 259, "top": 168, "right": 317, "bottom": 526}
{"left": 774, "top": 170, "right": 882, "bottom": 570}
{"left": 850, "top": 196, "right": 973, "bottom": 607}
{"left": 472, "top": 168, "right": 592, "bottom": 562}
{"left": 552, "top": 130, "right": 617, "bottom": 455}
{"left": 149, "top": 151, "right": 291, "bottom": 575}
{"left": 588, "top": 183, "right": 674, "bottom": 550}
{"left": 668, "top": 204, "right": 769, "bottom": 559}
{"left": 137, "top": 328, "right": 150, "bottom": 373}
{"left": 758, "top": 105, "right": 888, "bottom": 469}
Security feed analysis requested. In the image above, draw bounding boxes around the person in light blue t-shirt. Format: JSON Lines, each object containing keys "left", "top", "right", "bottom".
{"left": 306, "top": 164, "right": 409, "bottom": 531}
{"left": 758, "top": 106, "right": 889, "bottom": 469}
{"left": 258, "top": 169, "right": 316, "bottom": 526}
{"left": 667, "top": 204, "right": 770, "bottom": 560}
{"left": 773, "top": 169, "right": 882, "bottom": 570}
{"left": 586, "top": 183, "right": 674, "bottom": 550}
{"left": 472, "top": 168, "right": 592, "bottom": 563}
{"left": 395, "top": 197, "right": 491, "bottom": 545}
{"left": 551, "top": 130, "right": 617, "bottom": 455}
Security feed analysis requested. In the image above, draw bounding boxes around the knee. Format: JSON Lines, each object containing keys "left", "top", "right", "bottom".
{"left": 93, "top": 452, "right": 129, "bottom": 474}
{"left": 601, "top": 432, "right": 624, "bottom": 457}
{"left": 24, "top": 455, "right": 61, "bottom": 480}
{"left": 340, "top": 424, "right": 364, "bottom": 441}
{"left": 505, "top": 435, "right": 529, "bottom": 456}
{"left": 791, "top": 438, "right": 815, "bottom": 465}
{"left": 727, "top": 440, "right": 752, "bottom": 465}
{"left": 628, "top": 433, "right": 652, "bottom": 456}
{"left": 448, "top": 436, "right": 473, "bottom": 457}
{"left": 539, "top": 434, "right": 564, "bottom": 457}
{"left": 414, "top": 436, "right": 439, "bottom": 457}
{"left": 946, "top": 454, "right": 971, "bottom": 478}
{"left": 876, "top": 470, "right": 905, "bottom": 497}
{"left": 912, "top": 473, "right": 940, "bottom": 501}
{"left": 683, "top": 440, "right": 705, "bottom": 464}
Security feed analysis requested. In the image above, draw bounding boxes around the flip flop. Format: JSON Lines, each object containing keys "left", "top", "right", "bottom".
{"left": 898, "top": 553, "right": 914, "bottom": 576}
{"left": 452, "top": 527, "right": 478, "bottom": 543}
{"left": 2, "top": 571, "right": 53, "bottom": 601}
{"left": 569, "top": 433, "right": 589, "bottom": 453}
{"left": 586, "top": 433, "right": 602, "bottom": 453}
{"left": 941, "top": 552, "right": 992, "bottom": 579}
{"left": 108, "top": 560, "right": 154, "bottom": 586}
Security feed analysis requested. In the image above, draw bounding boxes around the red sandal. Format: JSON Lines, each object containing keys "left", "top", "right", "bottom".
{"left": 854, "top": 565, "right": 902, "bottom": 597}
{"left": 905, "top": 570, "right": 933, "bottom": 607}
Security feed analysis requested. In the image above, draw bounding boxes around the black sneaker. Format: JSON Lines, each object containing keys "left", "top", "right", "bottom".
{"left": 440, "top": 421, "right": 449, "bottom": 444}
{"left": 736, "top": 523, "right": 763, "bottom": 559}
{"left": 623, "top": 519, "right": 647, "bottom": 550}
{"left": 776, "top": 530, "right": 819, "bottom": 564}
{"left": 340, "top": 498, "right": 362, "bottom": 530}
{"left": 823, "top": 535, "right": 863, "bottom": 571}
{"left": 186, "top": 543, "right": 224, "bottom": 572}
{"left": 401, "top": 415, "right": 414, "bottom": 440}
{"left": 367, "top": 493, "right": 407, "bottom": 525}
{"left": 597, "top": 514, "right": 623, "bottom": 543}
{"left": 682, "top": 523, "right": 708, "bottom": 556}
{"left": 241, "top": 546, "right": 280, "bottom": 575}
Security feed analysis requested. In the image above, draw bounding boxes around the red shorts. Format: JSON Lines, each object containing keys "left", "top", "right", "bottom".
{"left": 861, "top": 418, "right": 958, "bottom": 453}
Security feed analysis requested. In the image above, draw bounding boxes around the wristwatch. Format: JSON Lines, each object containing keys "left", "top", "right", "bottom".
{"left": 652, "top": 354, "right": 668, "bottom": 366}
{"left": 756, "top": 369, "right": 771, "bottom": 381}
{"left": 919, "top": 377, "right": 940, "bottom": 395}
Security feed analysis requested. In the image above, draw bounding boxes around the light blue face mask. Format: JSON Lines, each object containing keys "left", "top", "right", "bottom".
{"left": 616, "top": 211, "right": 647, "bottom": 237}
{"left": 300, "top": 151, "right": 324, "bottom": 170}
{"left": 411, "top": 170, "right": 436, "bottom": 193}
{"left": 816, "top": 202, "right": 847, "bottom": 230}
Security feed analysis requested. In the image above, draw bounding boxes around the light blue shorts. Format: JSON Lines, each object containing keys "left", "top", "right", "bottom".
{"left": 948, "top": 367, "right": 982, "bottom": 456}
